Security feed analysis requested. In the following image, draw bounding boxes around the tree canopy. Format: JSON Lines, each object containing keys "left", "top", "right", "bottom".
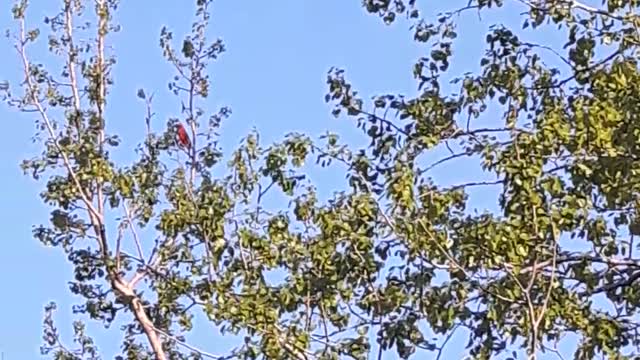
{"left": 5, "top": 0, "right": 640, "bottom": 359}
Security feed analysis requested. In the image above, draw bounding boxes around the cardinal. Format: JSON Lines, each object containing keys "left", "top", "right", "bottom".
{"left": 175, "top": 122, "right": 191, "bottom": 150}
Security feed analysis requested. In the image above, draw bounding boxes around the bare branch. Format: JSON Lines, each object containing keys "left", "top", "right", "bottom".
{"left": 153, "top": 326, "right": 230, "bottom": 360}
{"left": 123, "top": 201, "right": 146, "bottom": 265}
{"left": 534, "top": 223, "right": 559, "bottom": 346}
{"left": 435, "top": 324, "right": 460, "bottom": 360}
{"left": 16, "top": 17, "right": 102, "bottom": 224}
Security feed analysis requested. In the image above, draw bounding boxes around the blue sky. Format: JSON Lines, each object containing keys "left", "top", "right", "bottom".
{"left": 0, "top": 1, "right": 574, "bottom": 359}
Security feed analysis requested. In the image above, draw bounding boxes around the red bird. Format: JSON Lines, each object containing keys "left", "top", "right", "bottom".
{"left": 175, "top": 123, "right": 191, "bottom": 150}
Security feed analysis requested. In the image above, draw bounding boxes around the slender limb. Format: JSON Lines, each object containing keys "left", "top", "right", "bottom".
{"left": 63, "top": 0, "right": 82, "bottom": 120}
{"left": 16, "top": 18, "right": 101, "bottom": 223}
{"left": 95, "top": 0, "right": 106, "bottom": 223}
{"left": 123, "top": 201, "right": 146, "bottom": 264}
{"left": 152, "top": 326, "right": 229, "bottom": 360}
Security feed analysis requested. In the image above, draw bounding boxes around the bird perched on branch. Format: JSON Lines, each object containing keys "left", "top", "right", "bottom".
{"left": 175, "top": 122, "right": 192, "bottom": 150}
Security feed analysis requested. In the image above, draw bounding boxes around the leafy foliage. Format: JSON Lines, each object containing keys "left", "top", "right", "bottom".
{"left": 6, "top": 0, "right": 640, "bottom": 359}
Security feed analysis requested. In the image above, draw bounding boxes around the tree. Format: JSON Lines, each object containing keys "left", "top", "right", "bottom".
{"left": 4, "top": 0, "right": 640, "bottom": 358}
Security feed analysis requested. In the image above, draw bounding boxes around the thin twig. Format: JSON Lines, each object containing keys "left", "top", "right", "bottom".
{"left": 63, "top": 0, "right": 82, "bottom": 117}
{"left": 95, "top": 0, "right": 106, "bottom": 225}
{"left": 16, "top": 19, "right": 101, "bottom": 222}
{"left": 318, "top": 302, "right": 331, "bottom": 355}
{"left": 542, "top": 344, "right": 567, "bottom": 360}
{"left": 123, "top": 201, "right": 146, "bottom": 264}
{"left": 115, "top": 220, "right": 126, "bottom": 271}
{"left": 153, "top": 326, "right": 229, "bottom": 359}
{"left": 436, "top": 324, "right": 460, "bottom": 360}
{"left": 535, "top": 223, "right": 559, "bottom": 329}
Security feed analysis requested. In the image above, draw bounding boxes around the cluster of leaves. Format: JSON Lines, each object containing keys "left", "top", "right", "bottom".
{"left": 6, "top": 0, "right": 640, "bottom": 359}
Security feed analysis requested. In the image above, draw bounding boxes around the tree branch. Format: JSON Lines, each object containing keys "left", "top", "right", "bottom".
{"left": 152, "top": 326, "right": 230, "bottom": 360}
{"left": 16, "top": 17, "right": 102, "bottom": 223}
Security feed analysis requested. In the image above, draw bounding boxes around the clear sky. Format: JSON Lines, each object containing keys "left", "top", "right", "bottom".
{"left": 0, "top": 1, "right": 570, "bottom": 359}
